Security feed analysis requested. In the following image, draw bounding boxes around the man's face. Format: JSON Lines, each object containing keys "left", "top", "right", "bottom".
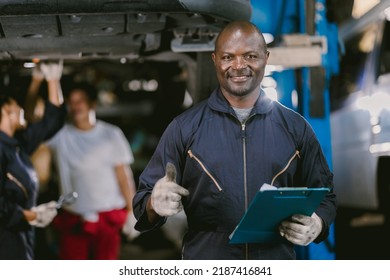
{"left": 68, "top": 90, "right": 93, "bottom": 124}
{"left": 4, "top": 99, "right": 26, "bottom": 130}
{"left": 212, "top": 28, "right": 269, "bottom": 98}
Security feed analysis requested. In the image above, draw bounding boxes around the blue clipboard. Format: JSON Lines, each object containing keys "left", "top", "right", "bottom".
{"left": 229, "top": 184, "right": 330, "bottom": 244}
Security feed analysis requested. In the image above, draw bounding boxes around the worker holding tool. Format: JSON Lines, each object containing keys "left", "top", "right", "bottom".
{"left": 0, "top": 61, "right": 65, "bottom": 260}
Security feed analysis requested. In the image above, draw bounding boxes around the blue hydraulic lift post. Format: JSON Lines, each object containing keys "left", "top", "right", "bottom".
{"left": 296, "top": 0, "right": 338, "bottom": 260}
{"left": 250, "top": 0, "right": 339, "bottom": 259}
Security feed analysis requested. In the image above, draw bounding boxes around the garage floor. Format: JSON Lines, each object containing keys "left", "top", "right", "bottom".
{"left": 119, "top": 229, "right": 181, "bottom": 260}
{"left": 335, "top": 208, "right": 390, "bottom": 260}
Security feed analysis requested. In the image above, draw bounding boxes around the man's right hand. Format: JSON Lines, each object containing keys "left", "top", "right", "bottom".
{"left": 150, "top": 163, "right": 189, "bottom": 217}
{"left": 29, "top": 201, "right": 58, "bottom": 228}
{"left": 40, "top": 60, "right": 63, "bottom": 81}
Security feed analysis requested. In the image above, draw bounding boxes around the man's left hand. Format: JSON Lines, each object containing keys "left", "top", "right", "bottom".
{"left": 278, "top": 212, "right": 322, "bottom": 246}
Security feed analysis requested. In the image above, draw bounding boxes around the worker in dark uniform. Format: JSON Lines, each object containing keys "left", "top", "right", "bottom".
{"left": 133, "top": 21, "right": 337, "bottom": 259}
{"left": 0, "top": 62, "right": 66, "bottom": 260}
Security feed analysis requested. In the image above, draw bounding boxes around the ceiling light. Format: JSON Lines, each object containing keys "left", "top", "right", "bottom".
{"left": 23, "top": 62, "right": 36, "bottom": 68}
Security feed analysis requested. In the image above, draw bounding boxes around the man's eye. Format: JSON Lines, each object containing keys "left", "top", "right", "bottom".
{"left": 222, "top": 55, "right": 231, "bottom": 60}
{"left": 245, "top": 54, "right": 257, "bottom": 60}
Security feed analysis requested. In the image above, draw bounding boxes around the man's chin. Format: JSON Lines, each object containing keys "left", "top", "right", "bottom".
{"left": 227, "top": 87, "right": 251, "bottom": 97}
{"left": 72, "top": 116, "right": 86, "bottom": 124}
{"left": 224, "top": 81, "right": 252, "bottom": 96}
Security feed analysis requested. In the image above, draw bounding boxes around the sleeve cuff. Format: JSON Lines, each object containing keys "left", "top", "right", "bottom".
{"left": 314, "top": 216, "right": 329, "bottom": 244}
{"left": 134, "top": 193, "right": 167, "bottom": 232}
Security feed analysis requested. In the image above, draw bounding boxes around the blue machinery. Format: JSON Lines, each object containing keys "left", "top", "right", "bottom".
{"left": 250, "top": 0, "right": 340, "bottom": 259}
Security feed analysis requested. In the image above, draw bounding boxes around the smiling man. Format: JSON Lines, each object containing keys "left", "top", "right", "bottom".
{"left": 133, "top": 21, "right": 337, "bottom": 260}
{"left": 212, "top": 21, "right": 269, "bottom": 105}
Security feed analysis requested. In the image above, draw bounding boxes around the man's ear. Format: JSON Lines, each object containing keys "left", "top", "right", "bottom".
{"left": 211, "top": 52, "right": 216, "bottom": 65}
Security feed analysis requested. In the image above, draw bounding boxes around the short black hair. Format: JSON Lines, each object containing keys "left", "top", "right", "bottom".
{"left": 67, "top": 82, "right": 98, "bottom": 103}
{"left": 215, "top": 20, "right": 268, "bottom": 53}
{"left": 0, "top": 95, "right": 12, "bottom": 108}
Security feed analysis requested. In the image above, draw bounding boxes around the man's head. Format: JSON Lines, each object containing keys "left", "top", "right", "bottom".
{"left": 0, "top": 95, "right": 26, "bottom": 135}
{"left": 212, "top": 20, "right": 269, "bottom": 101}
{"left": 66, "top": 82, "right": 97, "bottom": 127}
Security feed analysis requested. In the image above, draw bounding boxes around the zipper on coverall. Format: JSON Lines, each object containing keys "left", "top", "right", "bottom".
{"left": 240, "top": 115, "right": 255, "bottom": 260}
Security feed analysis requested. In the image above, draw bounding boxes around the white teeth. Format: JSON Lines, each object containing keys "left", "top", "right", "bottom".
{"left": 230, "top": 75, "right": 249, "bottom": 81}
{"left": 230, "top": 75, "right": 250, "bottom": 78}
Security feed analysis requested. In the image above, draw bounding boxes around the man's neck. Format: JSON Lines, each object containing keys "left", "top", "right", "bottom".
{"left": 73, "top": 119, "right": 95, "bottom": 131}
{"left": 0, "top": 123, "right": 15, "bottom": 137}
{"left": 221, "top": 88, "right": 260, "bottom": 109}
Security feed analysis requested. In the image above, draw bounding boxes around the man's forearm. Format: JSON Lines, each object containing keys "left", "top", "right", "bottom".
{"left": 47, "top": 80, "right": 64, "bottom": 107}
{"left": 24, "top": 77, "right": 43, "bottom": 122}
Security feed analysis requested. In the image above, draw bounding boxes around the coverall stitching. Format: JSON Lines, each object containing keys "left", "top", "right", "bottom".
{"left": 6, "top": 172, "right": 29, "bottom": 200}
{"left": 271, "top": 150, "right": 301, "bottom": 186}
{"left": 187, "top": 149, "right": 223, "bottom": 192}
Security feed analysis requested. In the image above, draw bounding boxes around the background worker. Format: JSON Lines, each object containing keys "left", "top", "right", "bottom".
{"left": 0, "top": 62, "right": 65, "bottom": 260}
{"left": 46, "top": 82, "right": 138, "bottom": 260}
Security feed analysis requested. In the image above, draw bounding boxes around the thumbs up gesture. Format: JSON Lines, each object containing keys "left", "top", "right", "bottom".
{"left": 150, "top": 163, "right": 190, "bottom": 217}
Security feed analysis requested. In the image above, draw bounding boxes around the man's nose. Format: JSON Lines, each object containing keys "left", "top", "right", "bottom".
{"left": 231, "top": 56, "right": 247, "bottom": 70}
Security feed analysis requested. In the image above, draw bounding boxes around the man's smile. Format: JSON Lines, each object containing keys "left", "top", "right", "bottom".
{"left": 229, "top": 75, "right": 251, "bottom": 82}
{"left": 227, "top": 71, "right": 252, "bottom": 83}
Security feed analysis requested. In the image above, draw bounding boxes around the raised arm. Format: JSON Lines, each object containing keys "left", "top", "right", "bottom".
{"left": 40, "top": 61, "right": 64, "bottom": 107}
{"left": 24, "top": 67, "right": 44, "bottom": 122}
{"left": 19, "top": 61, "right": 66, "bottom": 155}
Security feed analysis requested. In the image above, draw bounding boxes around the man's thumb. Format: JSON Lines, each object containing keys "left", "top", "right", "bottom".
{"left": 165, "top": 162, "right": 177, "bottom": 182}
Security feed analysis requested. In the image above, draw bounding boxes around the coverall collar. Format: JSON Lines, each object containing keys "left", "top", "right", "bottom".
{"left": 208, "top": 87, "right": 274, "bottom": 116}
{"left": 0, "top": 130, "right": 19, "bottom": 147}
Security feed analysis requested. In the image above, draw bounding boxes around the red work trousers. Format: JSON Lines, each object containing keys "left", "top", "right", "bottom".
{"left": 52, "top": 208, "right": 127, "bottom": 260}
